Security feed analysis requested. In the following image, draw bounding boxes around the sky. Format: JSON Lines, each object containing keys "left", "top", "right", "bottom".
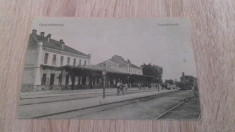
{"left": 31, "top": 18, "right": 197, "bottom": 81}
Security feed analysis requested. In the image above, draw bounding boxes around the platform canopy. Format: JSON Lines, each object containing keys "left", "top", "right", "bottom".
{"left": 41, "top": 64, "right": 156, "bottom": 89}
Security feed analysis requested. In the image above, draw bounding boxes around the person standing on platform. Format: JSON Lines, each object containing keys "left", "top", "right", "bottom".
{"left": 117, "top": 81, "right": 121, "bottom": 95}
{"left": 124, "top": 83, "right": 128, "bottom": 92}
{"left": 120, "top": 82, "right": 125, "bottom": 95}
{"left": 138, "top": 83, "right": 141, "bottom": 90}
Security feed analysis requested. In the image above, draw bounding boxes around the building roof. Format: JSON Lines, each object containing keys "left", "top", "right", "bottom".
{"left": 109, "top": 55, "right": 142, "bottom": 69}
{"left": 89, "top": 65, "right": 126, "bottom": 74}
{"left": 181, "top": 75, "right": 197, "bottom": 80}
{"left": 30, "top": 32, "right": 89, "bottom": 57}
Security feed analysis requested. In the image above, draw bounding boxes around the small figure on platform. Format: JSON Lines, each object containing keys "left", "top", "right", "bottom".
{"left": 117, "top": 81, "right": 122, "bottom": 95}
{"left": 117, "top": 81, "right": 125, "bottom": 96}
{"left": 138, "top": 83, "right": 142, "bottom": 90}
{"left": 120, "top": 84, "right": 124, "bottom": 95}
{"left": 124, "top": 83, "right": 128, "bottom": 92}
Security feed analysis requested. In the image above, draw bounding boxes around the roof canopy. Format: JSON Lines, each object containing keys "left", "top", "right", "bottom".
{"left": 41, "top": 65, "right": 154, "bottom": 79}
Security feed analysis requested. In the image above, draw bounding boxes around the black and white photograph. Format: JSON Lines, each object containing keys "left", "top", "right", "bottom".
{"left": 18, "top": 18, "right": 200, "bottom": 120}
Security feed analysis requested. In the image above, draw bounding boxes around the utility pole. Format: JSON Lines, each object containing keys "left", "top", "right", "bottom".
{"left": 102, "top": 64, "right": 107, "bottom": 99}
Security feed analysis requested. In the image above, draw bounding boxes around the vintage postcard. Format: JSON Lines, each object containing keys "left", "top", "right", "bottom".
{"left": 18, "top": 18, "right": 200, "bottom": 119}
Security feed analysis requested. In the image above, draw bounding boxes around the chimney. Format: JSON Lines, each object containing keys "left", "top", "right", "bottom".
{"left": 32, "top": 29, "right": 37, "bottom": 34}
{"left": 40, "top": 32, "right": 45, "bottom": 37}
{"left": 60, "top": 39, "right": 64, "bottom": 50}
{"left": 46, "top": 34, "right": 51, "bottom": 42}
{"left": 127, "top": 59, "right": 131, "bottom": 63}
{"left": 182, "top": 72, "right": 185, "bottom": 77}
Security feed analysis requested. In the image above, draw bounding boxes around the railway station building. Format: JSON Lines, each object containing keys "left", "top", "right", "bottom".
{"left": 22, "top": 30, "right": 154, "bottom": 92}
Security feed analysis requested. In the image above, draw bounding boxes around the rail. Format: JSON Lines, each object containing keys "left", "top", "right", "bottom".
{"left": 153, "top": 96, "right": 195, "bottom": 119}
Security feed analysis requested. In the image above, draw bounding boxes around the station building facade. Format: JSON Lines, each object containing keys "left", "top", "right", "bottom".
{"left": 23, "top": 30, "right": 91, "bottom": 87}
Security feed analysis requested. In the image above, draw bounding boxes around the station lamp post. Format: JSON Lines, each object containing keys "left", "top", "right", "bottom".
{"left": 102, "top": 65, "right": 107, "bottom": 99}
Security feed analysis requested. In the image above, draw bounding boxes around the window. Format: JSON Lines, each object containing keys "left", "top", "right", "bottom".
{"left": 84, "top": 60, "right": 87, "bottom": 66}
{"left": 79, "top": 59, "right": 81, "bottom": 66}
{"left": 60, "top": 56, "right": 64, "bottom": 66}
{"left": 52, "top": 54, "right": 56, "bottom": 65}
{"left": 73, "top": 58, "right": 76, "bottom": 66}
{"left": 67, "top": 57, "right": 70, "bottom": 65}
{"left": 44, "top": 53, "right": 49, "bottom": 64}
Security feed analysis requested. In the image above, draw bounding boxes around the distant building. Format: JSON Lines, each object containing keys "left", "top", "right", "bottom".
{"left": 97, "top": 55, "right": 143, "bottom": 75}
{"left": 179, "top": 72, "right": 197, "bottom": 90}
{"left": 23, "top": 29, "right": 91, "bottom": 86}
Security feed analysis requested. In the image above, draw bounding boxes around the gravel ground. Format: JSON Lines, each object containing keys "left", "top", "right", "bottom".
{"left": 160, "top": 97, "right": 200, "bottom": 120}
{"left": 18, "top": 89, "right": 178, "bottom": 118}
{"left": 75, "top": 90, "right": 196, "bottom": 120}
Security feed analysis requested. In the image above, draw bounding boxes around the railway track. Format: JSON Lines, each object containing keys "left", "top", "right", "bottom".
{"left": 34, "top": 90, "right": 182, "bottom": 119}
{"left": 153, "top": 96, "right": 195, "bottom": 119}
{"left": 19, "top": 89, "right": 166, "bottom": 106}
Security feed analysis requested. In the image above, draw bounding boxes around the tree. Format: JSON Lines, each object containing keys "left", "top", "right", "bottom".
{"left": 141, "top": 63, "right": 163, "bottom": 83}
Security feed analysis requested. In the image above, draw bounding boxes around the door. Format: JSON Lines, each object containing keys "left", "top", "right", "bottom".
{"left": 50, "top": 73, "right": 55, "bottom": 85}
{"left": 41, "top": 74, "right": 47, "bottom": 85}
